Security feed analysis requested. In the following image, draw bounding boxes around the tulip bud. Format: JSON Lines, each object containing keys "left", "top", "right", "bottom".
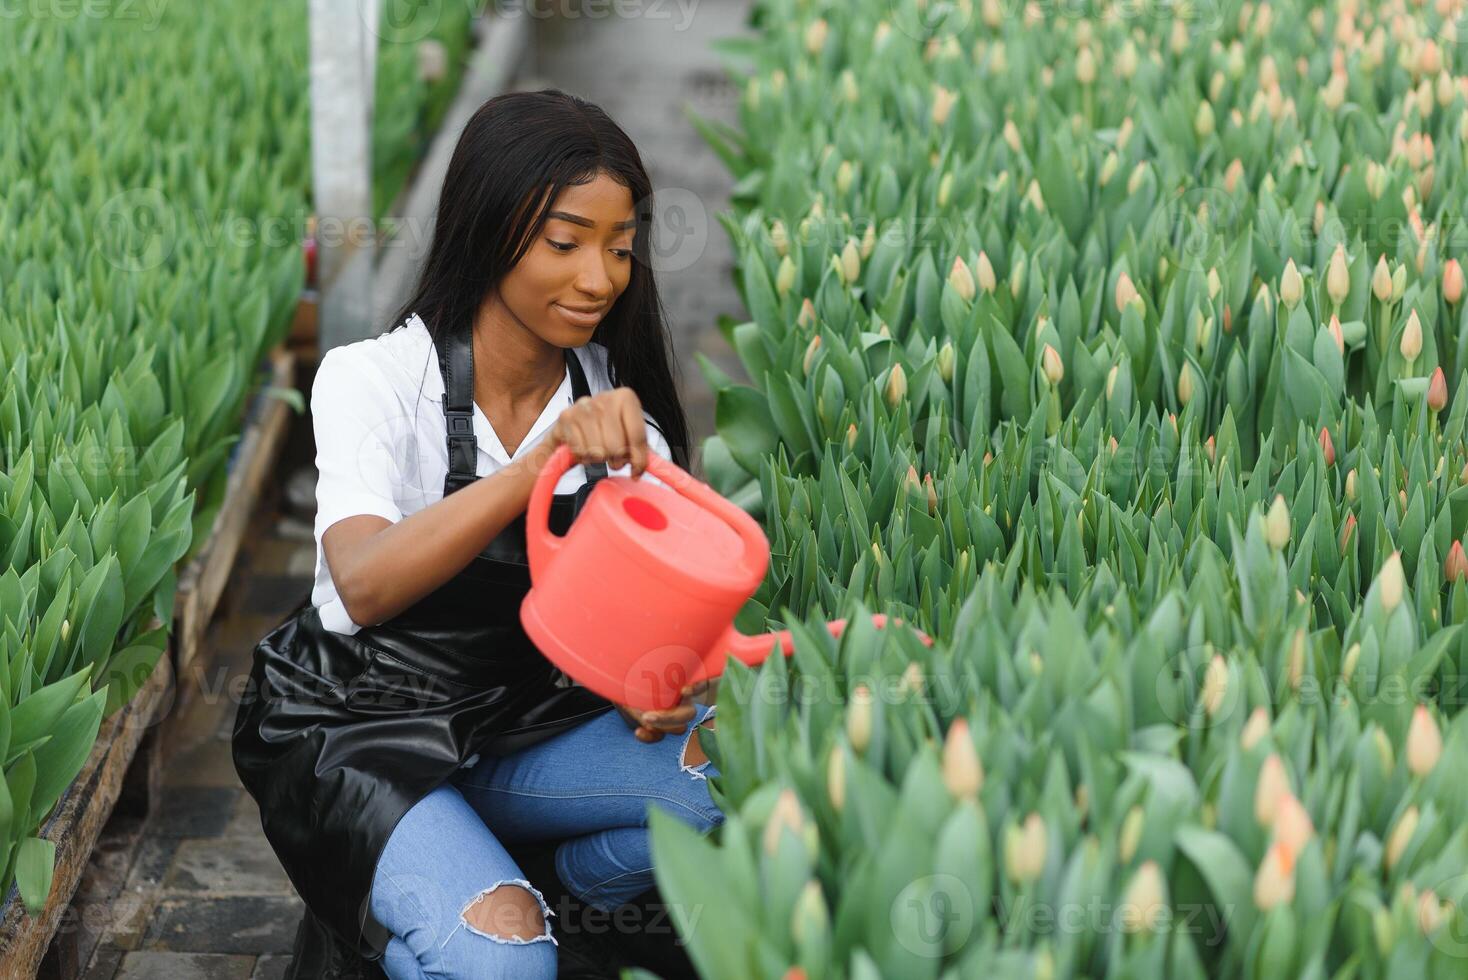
{"left": 1319, "top": 426, "right": 1335, "bottom": 466}
{"left": 1341, "top": 642, "right": 1362, "bottom": 684}
{"left": 1256, "top": 754, "right": 1292, "bottom": 826}
{"left": 1177, "top": 362, "right": 1195, "bottom": 406}
{"left": 841, "top": 238, "right": 861, "bottom": 285}
{"left": 1254, "top": 841, "right": 1297, "bottom": 909}
{"left": 1042, "top": 344, "right": 1064, "bottom": 386}
{"left": 803, "top": 18, "right": 828, "bottom": 55}
{"left": 1241, "top": 707, "right": 1271, "bottom": 750}
{"left": 1400, "top": 310, "right": 1423, "bottom": 362}
{"left": 1279, "top": 259, "right": 1304, "bottom": 309}
{"left": 1341, "top": 513, "right": 1357, "bottom": 553}
{"left": 802, "top": 335, "right": 822, "bottom": 377}
{"left": 1127, "top": 162, "right": 1148, "bottom": 196}
{"left": 1076, "top": 46, "right": 1096, "bottom": 86}
{"left": 61, "top": 618, "right": 70, "bottom": 643}
{"left": 1385, "top": 806, "right": 1419, "bottom": 871}
{"left": 826, "top": 744, "right": 845, "bottom": 811}
{"left": 932, "top": 85, "right": 957, "bottom": 126}
{"left": 1323, "top": 71, "right": 1348, "bottom": 110}
{"left": 797, "top": 297, "right": 816, "bottom": 329}
{"left": 1119, "top": 806, "right": 1145, "bottom": 864}
{"left": 1372, "top": 255, "right": 1393, "bottom": 301}
{"left": 1120, "top": 861, "right": 1168, "bottom": 933}
{"left": 1219, "top": 156, "right": 1244, "bottom": 194}
{"left": 965, "top": 250, "right": 994, "bottom": 293}
{"left": 1115, "top": 272, "right": 1140, "bottom": 313}
{"left": 1346, "top": 468, "right": 1358, "bottom": 500}
{"left": 935, "top": 172, "right": 955, "bottom": 211}
{"left": 1193, "top": 98, "right": 1215, "bottom": 137}
{"left": 1266, "top": 495, "right": 1291, "bottom": 550}
{"left": 1406, "top": 704, "right": 1443, "bottom": 777}
{"left": 763, "top": 787, "right": 806, "bottom": 856}
{"left": 1005, "top": 813, "right": 1047, "bottom": 883}
{"left": 884, "top": 363, "right": 907, "bottom": 408}
{"left": 1001, "top": 119, "right": 1023, "bottom": 155}
{"left": 1418, "top": 889, "right": 1452, "bottom": 936}
{"left": 770, "top": 220, "right": 789, "bottom": 258}
{"left": 775, "top": 256, "right": 797, "bottom": 297}
{"left": 1445, "top": 259, "right": 1464, "bottom": 305}
{"left": 1392, "top": 263, "right": 1407, "bottom": 302}
{"left": 1273, "top": 793, "right": 1315, "bottom": 855}
{"left": 1099, "top": 151, "right": 1119, "bottom": 186}
{"left": 948, "top": 255, "right": 976, "bottom": 302}
{"left": 1379, "top": 551, "right": 1406, "bottom": 613}
{"left": 1327, "top": 244, "right": 1350, "bottom": 306}
{"left": 1202, "top": 654, "right": 1229, "bottom": 717}
{"left": 924, "top": 473, "right": 938, "bottom": 515}
{"left": 1428, "top": 366, "right": 1448, "bottom": 412}
{"left": 1447, "top": 540, "right": 1468, "bottom": 583}
{"left": 942, "top": 719, "right": 983, "bottom": 800}
{"left": 845, "top": 423, "right": 857, "bottom": 451}
{"left": 1327, "top": 315, "right": 1345, "bottom": 354}
{"left": 846, "top": 685, "right": 873, "bottom": 753}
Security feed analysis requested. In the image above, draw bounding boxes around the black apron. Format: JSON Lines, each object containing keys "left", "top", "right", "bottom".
{"left": 232, "top": 325, "right": 617, "bottom": 963}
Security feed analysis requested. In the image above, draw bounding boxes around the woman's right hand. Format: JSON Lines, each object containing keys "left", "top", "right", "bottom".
{"left": 547, "top": 387, "right": 651, "bottom": 479}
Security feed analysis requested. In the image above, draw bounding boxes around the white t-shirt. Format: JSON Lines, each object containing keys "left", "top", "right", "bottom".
{"left": 309, "top": 312, "right": 673, "bottom": 635}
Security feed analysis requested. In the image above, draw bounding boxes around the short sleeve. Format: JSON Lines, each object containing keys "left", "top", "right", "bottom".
{"left": 311, "top": 346, "right": 407, "bottom": 535}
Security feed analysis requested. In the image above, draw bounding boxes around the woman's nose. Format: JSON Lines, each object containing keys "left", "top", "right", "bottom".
{"left": 572, "top": 253, "right": 616, "bottom": 300}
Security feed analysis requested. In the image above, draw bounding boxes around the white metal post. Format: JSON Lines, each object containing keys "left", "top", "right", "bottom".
{"left": 309, "top": 0, "right": 378, "bottom": 351}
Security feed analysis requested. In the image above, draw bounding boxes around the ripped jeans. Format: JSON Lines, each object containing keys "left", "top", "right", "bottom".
{"left": 368, "top": 701, "right": 721, "bottom": 980}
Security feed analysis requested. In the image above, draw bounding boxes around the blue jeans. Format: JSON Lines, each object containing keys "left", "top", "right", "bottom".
{"left": 368, "top": 701, "right": 721, "bottom": 979}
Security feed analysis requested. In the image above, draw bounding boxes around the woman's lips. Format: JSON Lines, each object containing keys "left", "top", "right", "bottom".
{"left": 555, "top": 304, "right": 603, "bottom": 327}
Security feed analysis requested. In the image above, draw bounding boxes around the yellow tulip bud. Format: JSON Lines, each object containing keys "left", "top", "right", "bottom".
{"left": 1279, "top": 259, "right": 1304, "bottom": 309}
{"left": 941, "top": 718, "right": 983, "bottom": 800}
{"left": 1406, "top": 704, "right": 1443, "bottom": 777}
{"left": 948, "top": 255, "right": 976, "bottom": 302}
{"left": 1385, "top": 805, "right": 1419, "bottom": 871}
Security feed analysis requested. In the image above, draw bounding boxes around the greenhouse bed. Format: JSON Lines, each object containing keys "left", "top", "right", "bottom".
{"left": 170, "top": 342, "right": 298, "bottom": 698}
{"left": 0, "top": 653, "right": 174, "bottom": 979}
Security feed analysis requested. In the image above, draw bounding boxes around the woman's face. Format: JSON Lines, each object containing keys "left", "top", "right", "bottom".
{"left": 493, "top": 172, "right": 637, "bottom": 347}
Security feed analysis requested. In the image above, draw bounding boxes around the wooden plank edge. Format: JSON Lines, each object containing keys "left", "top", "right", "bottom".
{"left": 172, "top": 346, "right": 299, "bottom": 681}
{"left": 0, "top": 654, "right": 173, "bottom": 976}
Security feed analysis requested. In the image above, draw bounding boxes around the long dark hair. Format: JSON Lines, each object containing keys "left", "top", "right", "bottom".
{"left": 391, "top": 88, "right": 691, "bottom": 469}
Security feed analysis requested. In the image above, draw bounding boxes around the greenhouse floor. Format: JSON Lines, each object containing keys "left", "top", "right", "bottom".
{"left": 66, "top": 7, "right": 753, "bottom": 976}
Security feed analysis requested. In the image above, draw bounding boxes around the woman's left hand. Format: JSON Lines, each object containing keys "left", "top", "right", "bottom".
{"left": 614, "top": 678, "right": 719, "bottom": 743}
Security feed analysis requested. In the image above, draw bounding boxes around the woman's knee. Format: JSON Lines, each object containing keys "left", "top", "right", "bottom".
{"left": 425, "top": 880, "right": 558, "bottom": 980}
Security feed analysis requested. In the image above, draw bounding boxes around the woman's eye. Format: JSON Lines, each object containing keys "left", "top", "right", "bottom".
{"left": 613, "top": 249, "right": 632, "bottom": 259}
{"left": 548, "top": 239, "right": 575, "bottom": 251}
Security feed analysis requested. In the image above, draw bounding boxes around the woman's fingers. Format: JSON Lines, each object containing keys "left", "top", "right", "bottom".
{"left": 556, "top": 390, "right": 647, "bottom": 475}
{"left": 618, "top": 389, "right": 651, "bottom": 478}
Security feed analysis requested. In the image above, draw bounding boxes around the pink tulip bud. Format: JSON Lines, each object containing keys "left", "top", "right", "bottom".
{"left": 1319, "top": 427, "right": 1335, "bottom": 466}
{"left": 1428, "top": 366, "right": 1448, "bottom": 412}
{"left": 1444, "top": 258, "right": 1464, "bottom": 305}
{"left": 1446, "top": 540, "right": 1468, "bottom": 583}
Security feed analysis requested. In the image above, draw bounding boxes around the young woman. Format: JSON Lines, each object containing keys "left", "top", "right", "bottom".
{"left": 232, "top": 90, "right": 724, "bottom": 980}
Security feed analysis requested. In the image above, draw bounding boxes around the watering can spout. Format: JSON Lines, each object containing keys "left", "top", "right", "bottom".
{"left": 713, "top": 614, "right": 932, "bottom": 668}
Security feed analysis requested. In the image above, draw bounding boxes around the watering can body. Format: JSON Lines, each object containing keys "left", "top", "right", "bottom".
{"left": 520, "top": 446, "right": 925, "bottom": 709}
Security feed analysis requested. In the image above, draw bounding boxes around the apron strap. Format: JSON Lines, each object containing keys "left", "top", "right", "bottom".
{"left": 436, "top": 324, "right": 608, "bottom": 497}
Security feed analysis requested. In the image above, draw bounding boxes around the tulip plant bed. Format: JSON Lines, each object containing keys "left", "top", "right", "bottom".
{"left": 170, "top": 345, "right": 298, "bottom": 692}
{"left": 650, "top": 0, "right": 1468, "bottom": 977}
{"left": 0, "top": 654, "right": 172, "bottom": 979}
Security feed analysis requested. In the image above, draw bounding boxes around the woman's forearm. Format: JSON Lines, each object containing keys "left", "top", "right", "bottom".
{"left": 335, "top": 440, "right": 560, "bottom": 626}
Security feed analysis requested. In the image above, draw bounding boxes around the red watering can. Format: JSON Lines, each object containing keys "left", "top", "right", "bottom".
{"left": 521, "top": 445, "right": 931, "bottom": 710}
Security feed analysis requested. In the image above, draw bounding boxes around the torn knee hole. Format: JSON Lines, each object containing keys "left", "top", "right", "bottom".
{"left": 681, "top": 721, "right": 714, "bottom": 769}
{"left": 460, "top": 882, "right": 555, "bottom": 945}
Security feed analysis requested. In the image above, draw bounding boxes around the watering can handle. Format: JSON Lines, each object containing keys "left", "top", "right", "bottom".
{"left": 526, "top": 446, "right": 771, "bottom": 583}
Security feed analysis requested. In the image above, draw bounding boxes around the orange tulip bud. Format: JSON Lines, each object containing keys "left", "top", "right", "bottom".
{"left": 1428, "top": 366, "right": 1448, "bottom": 412}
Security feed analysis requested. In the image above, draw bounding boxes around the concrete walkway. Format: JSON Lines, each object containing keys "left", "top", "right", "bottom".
{"left": 71, "top": 4, "right": 750, "bottom": 977}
